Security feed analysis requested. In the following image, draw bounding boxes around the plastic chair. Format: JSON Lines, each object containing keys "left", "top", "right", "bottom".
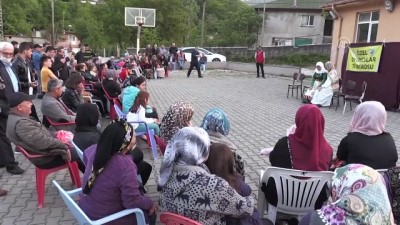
{"left": 102, "top": 85, "right": 118, "bottom": 120}
{"left": 113, "top": 99, "right": 127, "bottom": 120}
{"left": 16, "top": 146, "right": 81, "bottom": 208}
{"left": 52, "top": 180, "right": 146, "bottom": 225}
{"left": 287, "top": 73, "right": 305, "bottom": 99}
{"left": 43, "top": 115, "right": 76, "bottom": 130}
{"left": 71, "top": 141, "right": 84, "bottom": 162}
{"left": 343, "top": 81, "right": 367, "bottom": 114}
{"left": 130, "top": 121, "right": 158, "bottom": 160}
{"left": 329, "top": 78, "right": 345, "bottom": 110}
{"left": 160, "top": 212, "right": 202, "bottom": 225}
{"left": 257, "top": 167, "right": 333, "bottom": 223}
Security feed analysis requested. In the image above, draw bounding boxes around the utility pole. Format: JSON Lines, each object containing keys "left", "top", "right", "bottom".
{"left": 200, "top": 0, "right": 206, "bottom": 47}
{"left": 260, "top": 0, "right": 266, "bottom": 47}
{"left": 0, "top": 0, "right": 4, "bottom": 41}
{"left": 51, "top": 0, "right": 55, "bottom": 46}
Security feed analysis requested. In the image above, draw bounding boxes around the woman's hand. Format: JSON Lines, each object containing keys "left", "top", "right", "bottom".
{"left": 149, "top": 202, "right": 158, "bottom": 215}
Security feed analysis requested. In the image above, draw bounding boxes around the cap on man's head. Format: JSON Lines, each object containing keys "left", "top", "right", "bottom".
{"left": 9, "top": 92, "right": 31, "bottom": 108}
{"left": 33, "top": 44, "right": 43, "bottom": 49}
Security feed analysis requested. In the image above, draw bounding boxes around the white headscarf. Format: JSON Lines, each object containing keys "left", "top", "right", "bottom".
{"left": 350, "top": 101, "right": 386, "bottom": 136}
{"left": 314, "top": 61, "right": 327, "bottom": 74}
{"left": 158, "top": 127, "right": 210, "bottom": 190}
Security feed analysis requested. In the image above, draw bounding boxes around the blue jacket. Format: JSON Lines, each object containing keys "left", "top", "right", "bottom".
{"left": 122, "top": 86, "right": 140, "bottom": 113}
{"left": 32, "top": 51, "right": 42, "bottom": 71}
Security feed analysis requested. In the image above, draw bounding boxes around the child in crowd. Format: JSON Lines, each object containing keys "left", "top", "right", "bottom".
{"left": 206, "top": 143, "right": 263, "bottom": 225}
{"left": 199, "top": 53, "right": 207, "bottom": 71}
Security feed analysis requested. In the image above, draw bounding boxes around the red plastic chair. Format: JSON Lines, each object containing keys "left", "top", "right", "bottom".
{"left": 16, "top": 146, "right": 81, "bottom": 208}
{"left": 43, "top": 115, "right": 76, "bottom": 130}
{"left": 160, "top": 212, "right": 202, "bottom": 225}
{"left": 102, "top": 85, "right": 118, "bottom": 120}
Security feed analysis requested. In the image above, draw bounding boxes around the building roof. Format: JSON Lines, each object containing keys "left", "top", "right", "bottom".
{"left": 322, "top": 0, "right": 367, "bottom": 8}
{"left": 252, "top": 0, "right": 330, "bottom": 10}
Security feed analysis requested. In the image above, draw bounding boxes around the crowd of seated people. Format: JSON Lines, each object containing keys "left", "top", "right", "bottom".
{"left": 3, "top": 44, "right": 397, "bottom": 225}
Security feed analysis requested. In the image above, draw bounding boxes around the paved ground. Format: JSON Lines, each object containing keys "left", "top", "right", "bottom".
{"left": 1, "top": 69, "right": 400, "bottom": 225}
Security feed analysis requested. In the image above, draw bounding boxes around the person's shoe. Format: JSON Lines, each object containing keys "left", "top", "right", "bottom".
{"left": 6, "top": 165, "right": 25, "bottom": 175}
{"left": 187, "top": 74, "right": 190, "bottom": 78}
{"left": 198, "top": 76, "right": 203, "bottom": 78}
{"left": 0, "top": 189, "right": 7, "bottom": 197}
{"left": 257, "top": 76, "right": 260, "bottom": 78}
{"left": 262, "top": 76, "right": 266, "bottom": 79}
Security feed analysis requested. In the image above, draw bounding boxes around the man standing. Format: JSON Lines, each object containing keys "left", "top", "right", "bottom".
{"left": 32, "top": 44, "right": 43, "bottom": 95}
{"left": 51, "top": 46, "right": 70, "bottom": 82}
{"left": 75, "top": 45, "right": 85, "bottom": 64}
{"left": 254, "top": 46, "right": 265, "bottom": 78}
{"left": 0, "top": 42, "right": 25, "bottom": 175}
{"left": 187, "top": 47, "right": 203, "bottom": 78}
{"left": 11, "top": 42, "right": 40, "bottom": 121}
{"left": 169, "top": 43, "right": 178, "bottom": 70}
{"left": 83, "top": 44, "right": 95, "bottom": 63}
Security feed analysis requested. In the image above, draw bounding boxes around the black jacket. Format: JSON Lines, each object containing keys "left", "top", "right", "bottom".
{"left": 11, "top": 55, "right": 36, "bottom": 94}
{"left": 0, "top": 61, "right": 20, "bottom": 118}
{"left": 61, "top": 88, "right": 83, "bottom": 113}
{"left": 75, "top": 51, "right": 84, "bottom": 64}
{"left": 51, "top": 55, "right": 70, "bottom": 81}
{"left": 102, "top": 79, "right": 121, "bottom": 98}
{"left": 73, "top": 126, "right": 101, "bottom": 151}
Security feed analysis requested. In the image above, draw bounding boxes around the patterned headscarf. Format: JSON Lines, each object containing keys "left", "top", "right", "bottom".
{"left": 350, "top": 101, "right": 386, "bottom": 136}
{"left": 200, "top": 108, "right": 230, "bottom": 136}
{"left": 318, "top": 164, "right": 394, "bottom": 225}
{"left": 158, "top": 127, "right": 210, "bottom": 190}
{"left": 83, "top": 119, "right": 135, "bottom": 194}
{"left": 159, "top": 101, "right": 194, "bottom": 141}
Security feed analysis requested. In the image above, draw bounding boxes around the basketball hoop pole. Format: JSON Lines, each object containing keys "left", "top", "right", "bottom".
{"left": 136, "top": 24, "right": 142, "bottom": 55}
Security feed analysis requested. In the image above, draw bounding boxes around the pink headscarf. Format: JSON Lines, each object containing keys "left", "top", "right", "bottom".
{"left": 350, "top": 101, "right": 386, "bottom": 136}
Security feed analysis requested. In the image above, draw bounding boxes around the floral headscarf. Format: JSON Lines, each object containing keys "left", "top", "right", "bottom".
{"left": 159, "top": 101, "right": 194, "bottom": 141}
{"left": 158, "top": 127, "right": 210, "bottom": 190}
{"left": 318, "top": 164, "right": 394, "bottom": 225}
{"left": 200, "top": 108, "right": 230, "bottom": 136}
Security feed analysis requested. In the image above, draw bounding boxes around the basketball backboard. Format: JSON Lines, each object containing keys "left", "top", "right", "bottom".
{"left": 125, "top": 7, "right": 156, "bottom": 27}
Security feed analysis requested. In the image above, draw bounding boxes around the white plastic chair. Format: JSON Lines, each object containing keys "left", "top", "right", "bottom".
{"left": 53, "top": 180, "right": 146, "bottom": 225}
{"left": 257, "top": 167, "right": 334, "bottom": 223}
{"left": 72, "top": 141, "right": 84, "bottom": 162}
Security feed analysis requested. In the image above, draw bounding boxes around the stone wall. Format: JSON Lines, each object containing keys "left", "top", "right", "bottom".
{"left": 206, "top": 44, "right": 332, "bottom": 59}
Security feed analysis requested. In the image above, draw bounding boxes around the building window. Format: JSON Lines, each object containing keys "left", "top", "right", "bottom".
{"left": 301, "top": 15, "right": 314, "bottom": 26}
{"left": 69, "top": 35, "right": 76, "bottom": 41}
{"left": 356, "top": 11, "right": 379, "bottom": 43}
{"left": 272, "top": 38, "right": 293, "bottom": 46}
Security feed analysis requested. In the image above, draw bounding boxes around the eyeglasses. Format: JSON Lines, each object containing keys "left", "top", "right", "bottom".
{"left": 1, "top": 51, "right": 13, "bottom": 57}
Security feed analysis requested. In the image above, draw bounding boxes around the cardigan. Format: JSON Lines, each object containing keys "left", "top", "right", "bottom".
{"left": 337, "top": 132, "right": 398, "bottom": 169}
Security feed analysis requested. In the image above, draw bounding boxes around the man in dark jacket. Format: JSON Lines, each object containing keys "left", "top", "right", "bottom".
{"left": 51, "top": 46, "right": 70, "bottom": 82}
{"left": 75, "top": 45, "right": 85, "bottom": 64}
{"left": 11, "top": 42, "right": 40, "bottom": 121}
{"left": 187, "top": 47, "right": 202, "bottom": 78}
{"left": 0, "top": 42, "right": 25, "bottom": 175}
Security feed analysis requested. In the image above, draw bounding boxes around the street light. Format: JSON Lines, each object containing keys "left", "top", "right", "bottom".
{"left": 200, "top": 0, "right": 206, "bottom": 47}
{"left": 51, "top": 0, "right": 55, "bottom": 46}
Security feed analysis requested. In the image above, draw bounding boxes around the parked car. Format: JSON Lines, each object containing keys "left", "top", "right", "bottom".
{"left": 181, "top": 47, "right": 226, "bottom": 62}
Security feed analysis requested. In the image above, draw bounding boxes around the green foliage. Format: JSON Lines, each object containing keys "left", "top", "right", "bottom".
{"left": 230, "top": 53, "right": 330, "bottom": 67}
{"left": 2, "top": 0, "right": 261, "bottom": 53}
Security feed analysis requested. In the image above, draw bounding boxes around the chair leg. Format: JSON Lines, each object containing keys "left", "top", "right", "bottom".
{"left": 36, "top": 168, "right": 48, "bottom": 208}
{"left": 296, "top": 87, "right": 299, "bottom": 99}
{"left": 291, "top": 87, "right": 294, "bottom": 97}
{"left": 67, "top": 162, "right": 82, "bottom": 188}
{"left": 287, "top": 87, "right": 290, "bottom": 98}
{"left": 343, "top": 101, "right": 347, "bottom": 115}
{"left": 349, "top": 101, "right": 352, "bottom": 111}
{"left": 267, "top": 203, "right": 277, "bottom": 224}
{"left": 335, "top": 96, "right": 340, "bottom": 111}
{"left": 148, "top": 129, "right": 158, "bottom": 160}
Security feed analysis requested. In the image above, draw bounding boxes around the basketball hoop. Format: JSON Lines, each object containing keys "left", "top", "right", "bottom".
{"left": 135, "top": 16, "right": 145, "bottom": 26}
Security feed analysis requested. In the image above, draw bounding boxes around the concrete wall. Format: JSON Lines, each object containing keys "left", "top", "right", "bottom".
{"left": 330, "top": 0, "right": 400, "bottom": 76}
{"left": 260, "top": 11, "right": 326, "bottom": 47}
{"left": 3, "top": 36, "right": 47, "bottom": 45}
{"left": 206, "top": 44, "right": 332, "bottom": 59}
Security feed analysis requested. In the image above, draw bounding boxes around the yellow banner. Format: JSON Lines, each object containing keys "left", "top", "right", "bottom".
{"left": 346, "top": 45, "right": 383, "bottom": 72}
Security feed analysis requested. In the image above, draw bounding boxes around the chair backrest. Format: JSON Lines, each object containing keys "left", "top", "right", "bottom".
{"left": 160, "top": 212, "right": 202, "bottom": 225}
{"left": 102, "top": 85, "right": 114, "bottom": 100}
{"left": 71, "top": 141, "right": 84, "bottom": 162}
{"left": 52, "top": 180, "right": 93, "bottom": 224}
{"left": 360, "top": 81, "right": 367, "bottom": 100}
{"left": 299, "top": 73, "right": 305, "bottom": 81}
{"left": 338, "top": 78, "right": 343, "bottom": 90}
{"left": 292, "top": 73, "right": 298, "bottom": 81}
{"left": 16, "top": 146, "right": 46, "bottom": 159}
{"left": 345, "top": 80, "right": 357, "bottom": 94}
{"left": 113, "top": 100, "right": 127, "bottom": 119}
{"left": 43, "top": 115, "right": 76, "bottom": 127}
{"left": 261, "top": 167, "right": 333, "bottom": 215}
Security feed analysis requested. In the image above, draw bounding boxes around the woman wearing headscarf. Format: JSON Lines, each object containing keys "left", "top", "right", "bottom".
{"left": 299, "top": 164, "right": 395, "bottom": 225}
{"left": 303, "top": 62, "right": 328, "bottom": 102}
{"left": 336, "top": 101, "right": 397, "bottom": 169}
{"left": 311, "top": 61, "right": 339, "bottom": 107}
{"left": 200, "top": 108, "right": 245, "bottom": 176}
{"left": 159, "top": 101, "right": 194, "bottom": 142}
{"left": 73, "top": 103, "right": 101, "bottom": 151}
{"left": 262, "top": 105, "right": 333, "bottom": 211}
{"left": 158, "top": 127, "right": 255, "bottom": 225}
{"left": 79, "top": 120, "right": 157, "bottom": 225}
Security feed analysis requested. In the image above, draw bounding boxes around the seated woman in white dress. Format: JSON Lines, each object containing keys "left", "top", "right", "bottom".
{"left": 303, "top": 62, "right": 328, "bottom": 102}
{"left": 311, "top": 61, "right": 339, "bottom": 107}
{"left": 126, "top": 91, "right": 160, "bottom": 135}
